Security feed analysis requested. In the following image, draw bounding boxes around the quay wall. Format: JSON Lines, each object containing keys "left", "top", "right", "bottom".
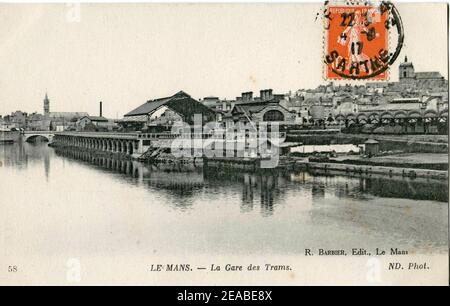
{"left": 204, "top": 156, "right": 447, "bottom": 180}
{"left": 297, "top": 161, "right": 448, "bottom": 180}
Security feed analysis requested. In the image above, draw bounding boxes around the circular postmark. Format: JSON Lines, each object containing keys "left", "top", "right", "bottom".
{"left": 321, "top": 0, "right": 404, "bottom": 80}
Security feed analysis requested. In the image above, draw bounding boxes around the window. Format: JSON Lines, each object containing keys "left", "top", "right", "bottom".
{"left": 263, "top": 110, "right": 285, "bottom": 122}
{"left": 403, "top": 71, "right": 407, "bottom": 78}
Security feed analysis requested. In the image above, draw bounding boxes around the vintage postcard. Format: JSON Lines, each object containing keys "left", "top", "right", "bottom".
{"left": 0, "top": 1, "right": 448, "bottom": 288}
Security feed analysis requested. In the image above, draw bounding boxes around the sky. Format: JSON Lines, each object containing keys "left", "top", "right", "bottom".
{"left": 0, "top": 2, "right": 448, "bottom": 118}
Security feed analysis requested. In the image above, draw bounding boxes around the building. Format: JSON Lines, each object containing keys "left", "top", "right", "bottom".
{"left": 364, "top": 139, "right": 380, "bottom": 156}
{"left": 9, "top": 111, "right": 27, "bottom": 130}
{"left": 215, "top": 100, "right": 235, "bottom": 113}
{"left": 27, "top": 113, "right": 51, "bottom": 131}
{"left": 358, "top": 97, "right": 427, "bottom": 114}
{"left": 76, "top": 116, "right": 110, "bottom": 131}
{"left": 48, "top": 112, "right": 89, "bottom": 131}
{"left": 221, "top": 89, "right": 296, "bottom": 125}
{"left": 200, "top": 96, "right": 220, "bottom": 108}
{"left": 399, "top": 56, "right": 447, "bottom": 89}
{"left": 367, "top": 56, "right": 448, "bottom": 95}
{"left": 34, "top": 93, "right": 89, "bottom": 131}
{"left": 280, "top": 97, "right": 307, "bottom": 124}
{"left": 123, "top": 91, "right": 216, "bottom": 131}
{"left": 75, "top": 102, "right": 115, "bottom": 131}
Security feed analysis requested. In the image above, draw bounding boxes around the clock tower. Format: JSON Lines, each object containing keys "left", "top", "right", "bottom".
{"left": 44, "top": 93, "right": 50, "bottom": 116}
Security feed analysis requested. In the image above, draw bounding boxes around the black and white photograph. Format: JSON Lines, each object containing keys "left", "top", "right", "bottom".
{"left": 0, "top": 0, "right": 448, "bottom": 287}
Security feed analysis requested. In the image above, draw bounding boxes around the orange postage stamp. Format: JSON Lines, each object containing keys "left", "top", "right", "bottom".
{"left": 323, "top": 1, "right": 403, "bottom": 80}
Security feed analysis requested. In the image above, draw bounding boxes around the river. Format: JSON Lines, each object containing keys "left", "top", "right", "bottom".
{"left": 0, "top": 142, "right": 448, "bottom": 258}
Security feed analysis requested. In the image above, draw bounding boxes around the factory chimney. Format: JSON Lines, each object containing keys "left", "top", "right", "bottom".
{"left": 99, "top": 101, "right": 103, "bottom": 117}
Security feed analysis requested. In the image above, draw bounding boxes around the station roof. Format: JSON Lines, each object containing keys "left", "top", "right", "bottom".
{"left": 359, "top": 103, "right": 420, "bottom": 112}
{"left": 124, "top": 91, "right": 215, "bottom": 124}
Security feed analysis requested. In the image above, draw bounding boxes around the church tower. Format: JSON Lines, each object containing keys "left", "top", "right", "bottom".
{"left": 44, "top": 93, "right": 50, "bottom": 116}
{"left": 399, "top": 56, "right": 415, "bottom": 83}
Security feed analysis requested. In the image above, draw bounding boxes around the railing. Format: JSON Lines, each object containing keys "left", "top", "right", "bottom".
{"left": 23, "top": 131, "right": 55, "bottom": 134}
{"left": 57, "top": 132, "right": 139, "bottom": 139}
{"left": 57, "top": 131, "right": 288, "bottom": 141}
{"left": 138, "top": 132, "right": 286, "bottom": 140}
{"left": 138, "top": 133, "right": 221, "bottom": 139}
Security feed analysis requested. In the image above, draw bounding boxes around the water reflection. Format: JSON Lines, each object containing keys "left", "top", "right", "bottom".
{"left": 1, "top": 141, "right": 51, "bottom": 172}
{"left": 3, "top": 144, "right": 448, "bottom": 208}
{"left": 1, "top": 143, "right": 448, "bottom": 254}
{"left": 202, "top": 168, "right": 287, "bottom": 216}
{"left": 304, "top": 171, "right": 448, "bottom": 202}
{"left": 52, "top": 146, "right": 448, "bottom": 209}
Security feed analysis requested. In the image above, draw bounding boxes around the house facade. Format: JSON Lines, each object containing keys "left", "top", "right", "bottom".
{"left": 76, "top": 116, "right": 112, "bottom": 131}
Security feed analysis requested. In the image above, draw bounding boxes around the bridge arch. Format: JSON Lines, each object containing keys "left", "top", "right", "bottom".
{"left": 345, "top": 113, "right": 356, "bottom": 120}
{"left": 438, "top": 108, "right": 448, "bottom": 118}
{"left": 424, "top": 109, "right": 438, "bottom": 123}
{"left": 380, "top": 111, "right": 394, "bottom": 124}
{"left": 335, "top": 114, "right": 345, "bottom": 122}
{"left": 356, "top": 113, "right": 368, "bottom": 123}
{"left": 367, "top": 112, "right": 380, "bottom": 123}
{"left": 127, "top": 141, "right": 134, "bottom": 155}
{"left": 394, "top": 110, "right": 407, "bottom": 119}
{"left": 380, "top": 111, "right": 394, "bottom": 119}
{"left": 424, "top": 109, "right": 438, "bottom": 117}
{"left": 408, "top": 110, "right": 422, "bottom": 118}
{"left": 24, "top": 134, "right": 51, "bottom": 143}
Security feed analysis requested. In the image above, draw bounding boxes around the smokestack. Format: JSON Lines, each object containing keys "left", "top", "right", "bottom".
{"left": 99, "top": 101, "right": 103, "bottom": 117}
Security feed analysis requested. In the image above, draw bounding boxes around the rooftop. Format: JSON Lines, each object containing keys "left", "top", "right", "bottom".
{"left": 49, "top": 112, "right": 89, "bottom": 119}
{"left": 124, "top": 91, "right": 215, "bottom": 124}
{"left": 415, "top": 72, "right": 444, "bottom": 79}
{"left": 82, "top": 116, "right": 109, "bottom": 122}
{"left": 360, "top": 103, "right": 422, "bottom": 112}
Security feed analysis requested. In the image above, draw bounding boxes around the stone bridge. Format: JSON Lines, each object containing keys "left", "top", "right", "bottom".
{"left": 23, "top": 131, "right": 55, "bottom": 142}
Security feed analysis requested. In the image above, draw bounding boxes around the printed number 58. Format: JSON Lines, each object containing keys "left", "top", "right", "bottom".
{"left": 8, "top": 266, "right": 18, "bottom": 273}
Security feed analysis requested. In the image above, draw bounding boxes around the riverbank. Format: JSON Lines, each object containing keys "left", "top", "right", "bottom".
{"left": 331, "top": 153, "right": 448, "bottom": 171}
{"left": 295, "top": 161, "right": 447, "bottom": 180}
{"left": 50, "top": 141, "right": 448, "bottom": 180}
{"left": 291, "top": 153, "right": 448, "bottom": 180}
{"left": 203, "top": 152, "right": 448, "bottom": 179}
